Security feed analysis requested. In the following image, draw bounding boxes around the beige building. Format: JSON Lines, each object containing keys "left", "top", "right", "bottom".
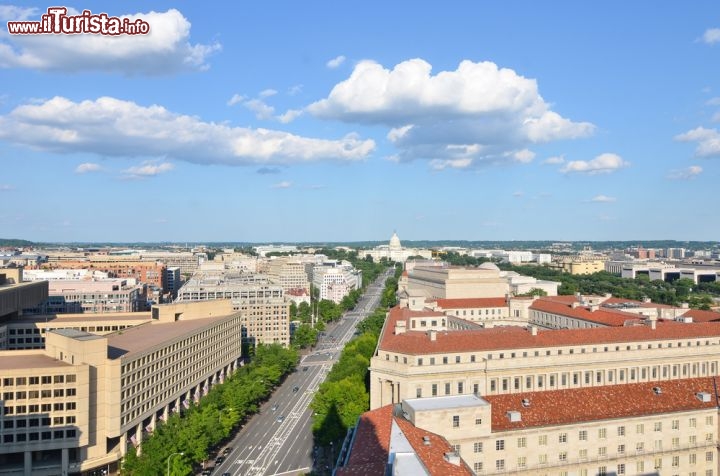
{"left": 370, "top": 305, "right": 720, "bottom": 410}
{"left": 266, "top": 257, "right": 310, "bottom": 293}
{"left": 340, "top": 380, "right": 719, "bottom": 476}
{"left": 549, "top": 257, "right": 607, "bottom": 275}
{"left": 23, "top": 279, "right": 146, "bottom": 315}
{"left": 0, "top": 300, "right": 243, "bottom": 476}
{"left": 406, "top": 263, "right": 509, "bottom": 300}
{"left": 364, "top": 232, "right": 433, "bottom": 264}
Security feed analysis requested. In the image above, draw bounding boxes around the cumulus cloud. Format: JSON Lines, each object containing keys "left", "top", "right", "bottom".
{"left": 543, "top": 155, "right": 565, "bottom": 165}
{"left": 308, "top": 58, "right": 594, "bottom": 169}
{"left": 429, "top": 158, "right": 473, "bottom": 170}
{"left": 0, "top": 96, "right": 375, "bottom": 165}
{"left": 75, "top": 162, "right": 101, "bottom": 174}
{"left": 123, "top": 161, "right": 174, "bottom": 178}
{"left": 0, "top": 7, "right": 220, "bottom": 74}
{"left": 675, "top": 127, "right": 720, "bottom": 157}
{"left": 271, "top": 181, "right": 292, "bottom": 189}
{"left": 667, "top": 165, "right": 703, "bottom": 180}
{"left": 277, "top": 109, "right": 303, "bottom": 124}
{"left": 326, "top": 55, "right": 346, "bottom": 69}
{"left": 287, "top": 84, "right": 303, "bottom": 96}
{"left": 560, "top": 153, "right": 629, "bottom": 174}
{"left": 229, "top": 93, "right": 302, "bottom": 123}
{"left": 591, "top": 195, "right": 616, "bottom": 202}
{"left": 702, "top": 28, "right": 720, "bottom": 44}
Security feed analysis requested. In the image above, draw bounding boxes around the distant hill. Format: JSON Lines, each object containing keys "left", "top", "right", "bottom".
{"left": 0, "top": 238, "right": 35, "bottom": 247}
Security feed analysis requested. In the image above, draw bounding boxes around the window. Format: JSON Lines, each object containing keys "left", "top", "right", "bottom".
{"left": 473, "top": 462, "right": 482, "bottom": 472}
{"left": 558, "top": 432, "right": 567, "bottom": 443}
{"left": 517, "top": 437, "right": 526, "bottom": 448}
{"left": 617, "top": 463, "right": 626, "bottom": 475}
{"left": 598, "top": 428, "right": 607, "bottom": 439}
{"left": 636, "top": 461, "right": 644, "bottom": 473}
{"left": 690, "top": 453, "right": 697, "bottom": 464}
{"left": 598, "top": 466, "right": 607, "bottom": 476}
{"left": 598, "top": 447, "right": 607, "bottom": 457}
{"left": 690, "top": 417, "right": 697, "bottom": 427}
{"left": 618, "top": 444, "right": 625, "bottom": 454}
{"left": 431, "top": 384, "right": 437, "bottom": 396}
{"left": 654, "top": 457, "right": 662, "bottom": 469}
{"left": 707, "top": 416, "right": 715, "bottom": 425}
{"left": 496, "top": 439, "right": 504, "bottom": 451}
{"left": 654, "top": 422, "right": 662, "bottom": 432}
{"left": 416, "top": 387, "right": 422, "bottom": 398}
{"left": 578, "top": 430, "right": 587, "bottom": 440}
{"left": 538, "top": 454, "right": 547, "bottom": 465}
{"left": 672, "top": 419, "right": 680, "bottom": 430}
{"left": 617, "top": 425, "right": 625, "bottom": 436}
{"left": 452, "top": 415, "right": 459, "bottom": 428}
{"left": 579, "top": 449, "right": 587, "bottom": 460}
{"left": 495, "top": 460, "right": 504, "bottom": 471}
{"left": 473, "top": 442, "right": 483, "bottom": 453}
{"left": 445, "top": 383, "right": 451, "bottom": 395}
{"left": 636, "top": 442, "right": 644, "bottom": 453}
{"left": 457, "top": 382, "right": 463, "bottom": 394}
{"left": 690, "top": 435, "right": 697, "bottom": 445}
{"left": 706, "top": 433, "right": 714, "bottom": 442}
{"left": 636, "top": 423, "right": 644, "bottom": 434}
{"left": 672, "top": 456, "right": 680, "bottom": 467}
{"left": 517, "top": 456, "right": 526, "bottom": 468}
{"left": 654, "top": 440, "right": 663, "bottom": 451}
{"left": 475, "top": 418, "right": 482, "bottom": 425}
{"left": 538, "top": 435, "right": 547, "bottom": 445}
{"left": 558, "top": 452, "right": 567, "bottom": 461}
{"left": 672, "top": 437, "right": 680, "bottom": 448}
{"left": 708, "top": 452, "right": 715, "bottom": 462}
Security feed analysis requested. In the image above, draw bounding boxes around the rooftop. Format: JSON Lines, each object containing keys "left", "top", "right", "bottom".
{"left": 486, "top": 377, "right": 719, "bottom": 431}
{"left": 431, "top": 297, "right": 508, "bottom": 309}
{"left": 378, "top": 305, "right": 720, "bottom": 355}
{"left": 404, "top": 394, "right": 488, "bottom": 412}
{"left": 106, "top": 314, "right": 236, "bottom": 359}
{"left": 0, "top": 352, "right": 73, "bottom": 371}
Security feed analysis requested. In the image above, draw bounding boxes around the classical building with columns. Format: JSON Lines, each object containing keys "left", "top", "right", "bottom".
{"left": 0, "top": 300, "right": 243, "bottom": 476}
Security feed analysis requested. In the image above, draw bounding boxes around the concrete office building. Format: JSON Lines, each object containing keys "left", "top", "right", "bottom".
{"left": 0, "top": 300, "right": 243, "bottom": 476}
{"left": 34, "top": 260, "right": 167, "bottom": 291}
{"left": 176, "top": 274, "right": 290, "bottom": 346}
{"left": 266, "top": 258, "right": 310, "bottom": 294}
{"left": 312, "top": 263, "right": 362, "bottom": 304}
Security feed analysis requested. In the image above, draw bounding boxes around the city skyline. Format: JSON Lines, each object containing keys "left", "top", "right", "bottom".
{"left": 1, "top": 1, "right": 719, "bottom": 242}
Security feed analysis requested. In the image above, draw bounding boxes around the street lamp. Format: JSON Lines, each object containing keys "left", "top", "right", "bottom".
{"left": 166, "top": 452, "right": 184, "bottom": 476}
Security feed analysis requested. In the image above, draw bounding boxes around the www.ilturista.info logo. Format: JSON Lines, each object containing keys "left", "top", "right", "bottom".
{"left": 7, "top": 7, "right": 150, "bottom": 35}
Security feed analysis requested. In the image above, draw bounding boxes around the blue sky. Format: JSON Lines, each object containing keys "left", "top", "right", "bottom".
{"left": 0, "top": 1, "right": 719, "bottom": 243}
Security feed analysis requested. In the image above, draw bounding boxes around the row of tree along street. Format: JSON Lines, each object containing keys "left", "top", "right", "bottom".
{"left": 120, "top": 344, "right": 298, "bottom": 475}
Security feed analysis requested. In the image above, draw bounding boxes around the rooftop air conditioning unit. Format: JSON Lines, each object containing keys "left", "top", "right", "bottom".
{"left": 697, "top": 392, "right": 712, "bottom": 403}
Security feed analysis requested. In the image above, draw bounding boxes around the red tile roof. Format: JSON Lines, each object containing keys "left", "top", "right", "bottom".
{"left": 530, "top": 298, "right": 641, "bottom": 327}
{"left": 378, "top": 305, "right": 720, "bottom": 355}
{"left": 337, "top": 405, "right": 473, "bottom": 476}
{"left": 486, "top": 377, "right": 719, "bottom": 431}
{"left": 683, "top": 309, "right": 720, "bottom": 323}
{"left": 432, "top": 297, "right": 507, "bottom": 309}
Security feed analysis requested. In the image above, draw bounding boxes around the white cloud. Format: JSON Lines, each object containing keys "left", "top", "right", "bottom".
{"left": 511, "top": 149, "right": 535, "bottom": 163}
{"left": 277, "top": 109, "right": 303, "bottom": 124}
{"left": 0, "top": 184, "right": 15, "bottom": 191}
{"left": 560, "top": 153, "right": 629, "bottom": 174}
{"left": 702, "top": 28, "right": 720, "bottom": 44}
{"left": 667, "top": 165, "right": 703, "bottom": 180}
{"left": 543, "top": 155, "right": 565, "bottom": 165}
{"left": 591, "top": 195, "right": 616, "bottom": 202}
{"left": 227, "top": 94, "right": 245, "bottom": 106}
{"left": 287, "top": 84, "right": 303, "bottom": 96}
{"left": 429, "top": 158, "right": 473, "bottom": 170}
{"left": 75, "top": 162, "right": 102, "bottom": 174}
{"left": 123, "top": 161, "right": 174, "bottom": 178}
{"left": 308, "top": 58, "right": 594, "bottom": 169}
{"left": 272, "top": 181, "right": 292, "bottom": 189}
{"left": 326, "top": 55, "right": 346, "bottom": 69}
{"left": 243, "top": 98, "right": 275, "bottom": 120}
{"left": 0, "top": 8, "right": 220, "bottom": 74}
{"left": 675, "top": 127, "right": 720, "bottom": 157}
{"left": 259, "top": 89, "right": 278, "bottom": 98}
{"left": 0, "top": 96, "right": 375, "bottom": 165}
{"left": 706, "top": 97, "right": 720, "bottom": 106}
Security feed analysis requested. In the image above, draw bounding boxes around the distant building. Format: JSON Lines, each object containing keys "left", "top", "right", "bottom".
{"left": 23, "top": 279, "right": 146, "bottom": 315}
{"left": 164, "top": 266, "right": 181, "bottom": 296}
{"left": 364, "top": 232, "right": 432, "bottom": 263}
{"left": 312, "top": 261, "right": 362, "bottom": 303}
{"left": 548, "top": 256, "right": 606, "bottom": 275}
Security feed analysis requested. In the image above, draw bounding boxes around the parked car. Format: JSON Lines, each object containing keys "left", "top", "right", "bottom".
{"left": 277, "top": 415, "right": 285, "bottom": 423}
{"left": 292, "top": 386, "right": 299, "bottom": 393}
{"left": 222, "top": 447, "right": 232, "bottom": 456}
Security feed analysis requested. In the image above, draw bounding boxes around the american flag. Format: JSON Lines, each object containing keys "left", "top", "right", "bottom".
{"left": 130, "top": 435, "right": 138, "bottom": 447}
{"left": 182, "top": 399, "right": 190, "bottom": 409}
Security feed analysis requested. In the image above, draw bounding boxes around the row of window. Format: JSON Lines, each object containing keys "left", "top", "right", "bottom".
{"left": 2, "top": 388, "right": 77, "bottom": 399}
{"left": 2, "top": 415, "right": 76, "bottom": 429}
{"left": 2, "top": 429, "right": 77, "bottom": 444}
{"left": 2, "top": 375, "right": 76, "bottom": 386}
{"left": 3, "top": 401, "right": 77, "bottom": 415}
{"left": 473, "top": 458, "right": 714, "bottom": 474}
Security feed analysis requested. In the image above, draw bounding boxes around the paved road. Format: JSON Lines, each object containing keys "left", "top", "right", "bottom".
{"left": 211, "top": 269, "right": 394, "bottom": 476}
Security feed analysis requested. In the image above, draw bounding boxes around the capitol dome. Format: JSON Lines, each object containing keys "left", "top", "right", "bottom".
{"left": 389, "top": 232, "right": 402, "bottom": 250}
